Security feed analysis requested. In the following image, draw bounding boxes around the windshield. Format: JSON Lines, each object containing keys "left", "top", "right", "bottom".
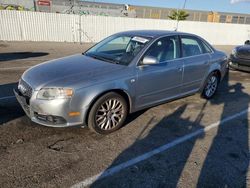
{"left": 84, "top": 35, "right": 151, "bottom": 65}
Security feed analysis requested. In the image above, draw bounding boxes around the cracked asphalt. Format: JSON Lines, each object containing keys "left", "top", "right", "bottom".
{"left": 0, "top": 42, "right": 249, "bottom": 188}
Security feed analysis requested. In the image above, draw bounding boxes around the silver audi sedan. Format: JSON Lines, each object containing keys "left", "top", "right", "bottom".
{"left": 15, "top": 30, "right": 228, "bottom": 134}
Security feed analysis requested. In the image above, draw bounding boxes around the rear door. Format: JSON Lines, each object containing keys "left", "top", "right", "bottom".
{"left": 180, "top": 35, "right": 211, "bottom": 94}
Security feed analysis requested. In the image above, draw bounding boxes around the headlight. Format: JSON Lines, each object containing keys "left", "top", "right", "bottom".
{"left": 37, "top": 88, "right": 73, "bottom": 100}
{"left": 232, "top": 48, "right": 237, "bottom": 56}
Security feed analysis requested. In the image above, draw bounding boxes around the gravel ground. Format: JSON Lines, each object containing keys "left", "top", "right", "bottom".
{"left": 0, "top": 41, "right": 249, "bottom": 188}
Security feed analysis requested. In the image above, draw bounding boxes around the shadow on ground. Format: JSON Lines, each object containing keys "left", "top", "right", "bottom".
{"left": 197, "top": 72, "right": 250, "bottom": 187}
{"left": 91, "top": 71, "right": 250, "bottom": 187}
{"left": 0, "top": 52, "right": 49, "bottom": 61}
{"left": 0, "top": 82, "right": 24, "bottom": 125}
{"left": 0, "top": 82, "right": 18, "bottom": 97}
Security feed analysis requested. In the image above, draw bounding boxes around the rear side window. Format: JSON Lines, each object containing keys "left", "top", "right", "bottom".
{"left": 200, "top": 40, "right": 213, "bottom": 53}
{"left": 181, "top": 37, "right": 203, "bottom": 57}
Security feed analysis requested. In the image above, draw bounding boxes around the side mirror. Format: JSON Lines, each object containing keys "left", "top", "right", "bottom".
{"left": 245, "top": 40, "right": 250, "bottom": 45}
{"left": 141, "top": 56, "right": 159, "bottom": 65}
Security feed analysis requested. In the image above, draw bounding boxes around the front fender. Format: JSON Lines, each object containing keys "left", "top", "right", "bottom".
{"left": 69, "top": 77, "right": 136, "bottom": 124}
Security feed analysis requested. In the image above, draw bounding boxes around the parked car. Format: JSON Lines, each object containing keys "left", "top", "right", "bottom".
{"left": 229, "top": 40, "right": 250, "bottom": 72}
{"left": 15, "top": 30, "right": 228, "bottom": 134}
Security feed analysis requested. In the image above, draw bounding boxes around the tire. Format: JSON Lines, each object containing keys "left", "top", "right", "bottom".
{"left": 88, "top": 92, "right": 128, "bottom": 134}
{"left": 201, "top": 72, "right": 219, "bottom": 99}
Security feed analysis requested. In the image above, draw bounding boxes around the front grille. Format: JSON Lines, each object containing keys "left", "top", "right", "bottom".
{"left": 237, "top": 51, "right": 250, "bottom": 60}
{"left": 18, "top": 79, "right": 33, "bottom": 98}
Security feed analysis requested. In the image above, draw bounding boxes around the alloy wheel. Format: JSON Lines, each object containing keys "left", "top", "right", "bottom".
{"left": 95, "top": 98, "right": 124, "bottom": 130}
{"left": 204, "top": 75, "right": 218, "bottom": 98}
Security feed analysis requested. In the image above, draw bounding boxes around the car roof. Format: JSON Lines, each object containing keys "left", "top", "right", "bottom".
{"left": 116, "top": 30, "right": 194, "bottom": 38}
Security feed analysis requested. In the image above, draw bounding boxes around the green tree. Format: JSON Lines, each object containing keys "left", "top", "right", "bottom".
{"left": 168, "top": 10, "right": 189, "bottom": 21}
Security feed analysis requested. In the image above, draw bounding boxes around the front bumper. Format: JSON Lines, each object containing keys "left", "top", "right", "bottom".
{"left": 14, "top": 89, "right": 31, "bottom": 117}
{"left": 229, "top": 55, "right": 250, "bottom": 72}
{"left": 229, "top": 62, "right": 250, "bottom": 72}
{"left": 14, "top": 89, "right": 85, "bottom": 127}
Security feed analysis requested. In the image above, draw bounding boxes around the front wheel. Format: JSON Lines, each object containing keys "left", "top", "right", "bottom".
{"left": 88, "top": 92, "right": 128, "bottom": 134}
{"left": 201, "top": 72, "right": 219, "bottom": 99}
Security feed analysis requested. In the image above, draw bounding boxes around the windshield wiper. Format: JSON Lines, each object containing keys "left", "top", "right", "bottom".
{"left": 84, "top": 53, "right": 120, "bottom": 64}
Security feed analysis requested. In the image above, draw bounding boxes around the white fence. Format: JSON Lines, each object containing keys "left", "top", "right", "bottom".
{"left": 0, "top": 10, "right": 250, "bottom": 45}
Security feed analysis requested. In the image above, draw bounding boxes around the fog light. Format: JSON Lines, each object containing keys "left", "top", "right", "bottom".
{"left": 34, "top": 112, "right": 66, "bottom": 124}
{"left": 47, "top": 115, "right": 54, "bottom": 122}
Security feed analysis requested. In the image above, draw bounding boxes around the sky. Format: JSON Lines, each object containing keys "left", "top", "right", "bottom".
{"left": 92, "top": 0, "right": 250, "bottom": 14}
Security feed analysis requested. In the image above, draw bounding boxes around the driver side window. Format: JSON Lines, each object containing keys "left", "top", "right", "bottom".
{"left": 144, "top": 36, "right": 180, "bottom": 63}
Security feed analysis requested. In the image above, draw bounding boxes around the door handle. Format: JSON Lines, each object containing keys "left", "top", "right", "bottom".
{"left": 177, "top": 67, "right": 183, "bottom": 72}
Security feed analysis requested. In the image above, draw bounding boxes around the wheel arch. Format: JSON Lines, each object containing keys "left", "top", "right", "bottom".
{"left": 207, "top": 62, "right": 223, "bottom": 82}
{"left": 212, "top": 69, "right": 221, "bottom": 81}
{"left": 199, "top": 69, "right": 221, "bottom": 93}
{"left": 84, "top": 89, "right": 132, "bottom": 126}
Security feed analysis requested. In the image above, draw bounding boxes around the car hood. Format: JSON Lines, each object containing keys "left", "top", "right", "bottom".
{"left": 236, "top": 45, "right": 250, "bottom": 60}
{"left": 237, "top": 45, "right": 250, "bottom": 51}
{"left": 22, "top": 54, "right": 127, "bottom": 90}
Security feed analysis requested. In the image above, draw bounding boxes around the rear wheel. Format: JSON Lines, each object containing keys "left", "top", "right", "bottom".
{"left": 88, "top": 92, "right": 128, "bottom": 134}
{"left": 201, "top": 72, "right": 219, "bottom": 99}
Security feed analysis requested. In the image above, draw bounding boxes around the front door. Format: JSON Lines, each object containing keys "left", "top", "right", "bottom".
{"left": 135, "top": 35, "right": 183, "bottom": 109}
